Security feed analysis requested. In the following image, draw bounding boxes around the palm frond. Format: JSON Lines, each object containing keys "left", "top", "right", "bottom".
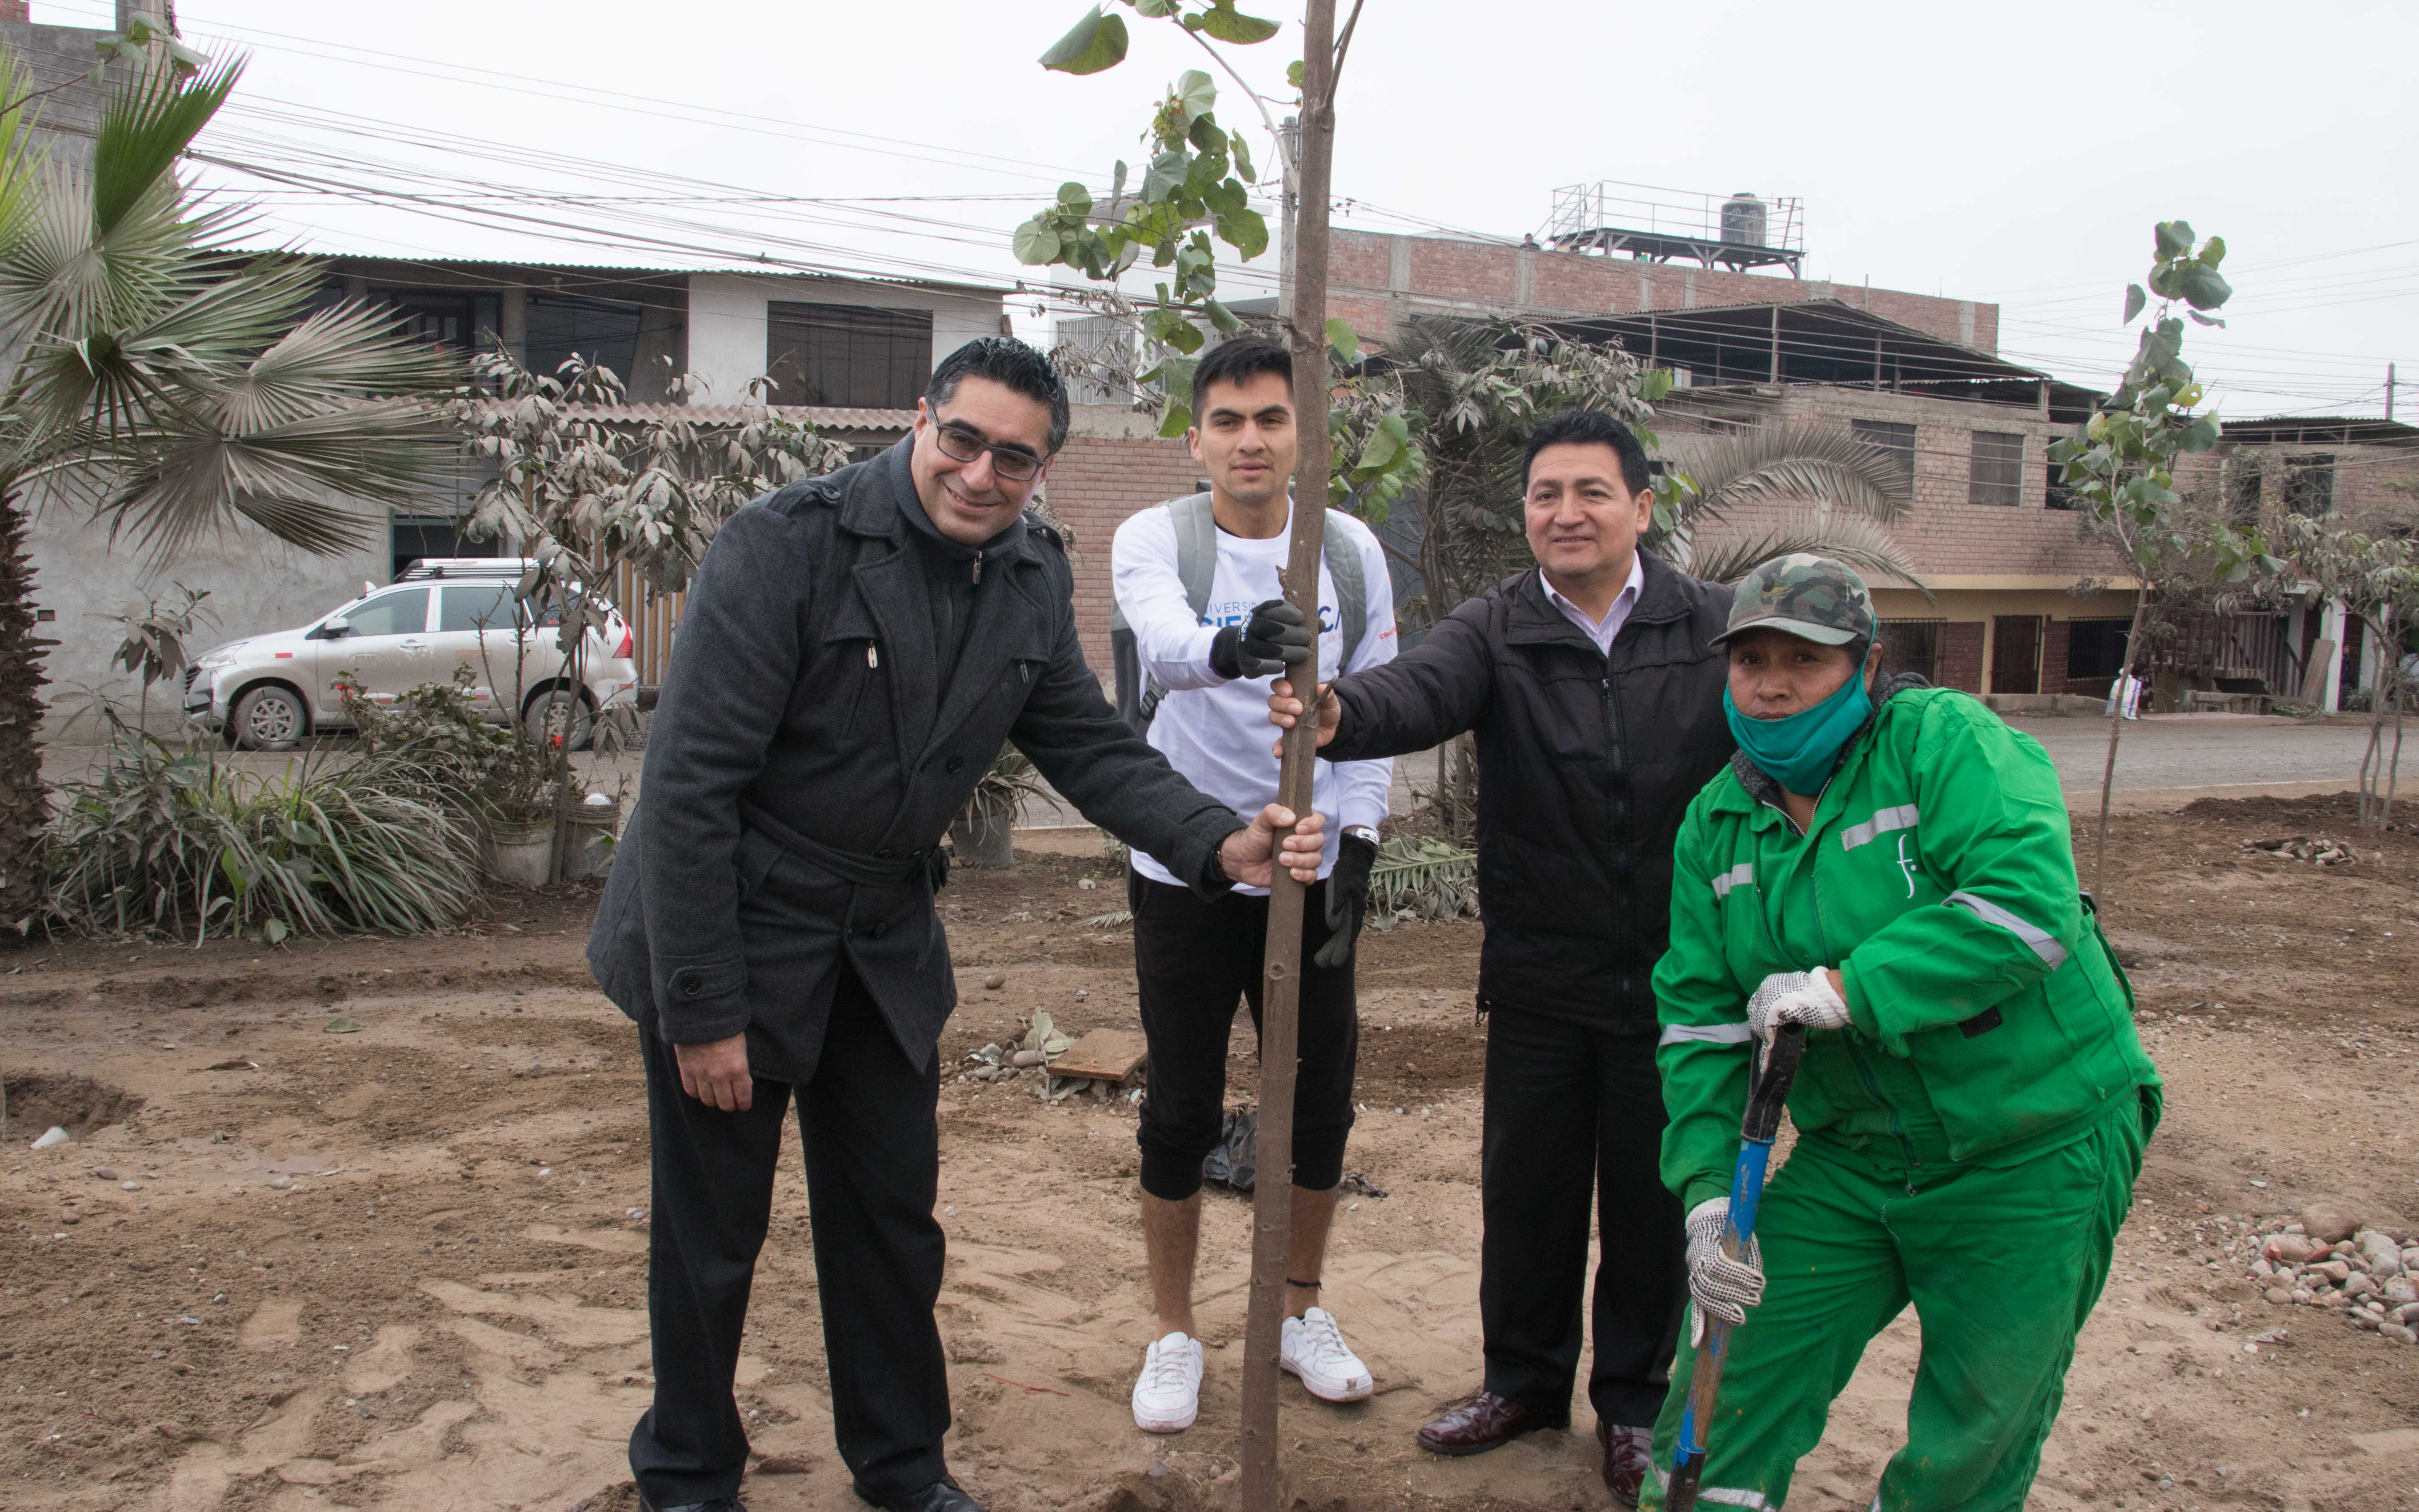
{"left": 91, "top": 54, "right": 241, "bottom": 237}
{"left": 1668, "top": 420, "right": 1914, "bottom": 530}
{"left": 218, "top": 300, "right": 460, "bottom": 426}
{"left": 1684, "top": 510, "right": 1928, "bottom": 593}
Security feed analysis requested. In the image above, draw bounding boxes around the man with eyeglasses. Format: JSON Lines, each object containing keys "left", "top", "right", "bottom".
{"left": 590, "top": 337, "right": 1326, "bottom": 1512}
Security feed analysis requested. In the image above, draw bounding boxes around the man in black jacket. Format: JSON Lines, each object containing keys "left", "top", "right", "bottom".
{"left": 1268, "top": 410, "right": 1733, "bottom": 1504}
{"left": 589, "top": 338, "right": 1323, "bottom": 1512}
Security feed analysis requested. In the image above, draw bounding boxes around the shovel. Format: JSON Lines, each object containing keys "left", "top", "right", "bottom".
{"left": 1665, "top": 1022, "right": 1806, "bottom": 1512}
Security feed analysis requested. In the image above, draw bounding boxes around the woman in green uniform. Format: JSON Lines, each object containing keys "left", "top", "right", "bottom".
{"left": 1640, "top": 554, "right": 2159, "bottom": 1512}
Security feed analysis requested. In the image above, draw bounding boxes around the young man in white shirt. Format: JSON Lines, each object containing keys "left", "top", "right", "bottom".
{"left": 1109, "top": 337, "right": 1398, "bottom": 1434}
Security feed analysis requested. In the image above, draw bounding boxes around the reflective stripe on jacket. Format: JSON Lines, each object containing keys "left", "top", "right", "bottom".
{"left": 1653, "top": 683, "right": 2158, "bottom": 1210}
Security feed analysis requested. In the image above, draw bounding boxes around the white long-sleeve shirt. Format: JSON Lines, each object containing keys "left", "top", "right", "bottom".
{"left": 1112, "top": 501, "right": 1397, "bottom": 894}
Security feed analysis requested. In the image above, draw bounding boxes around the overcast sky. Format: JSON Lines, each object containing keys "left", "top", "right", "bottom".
{"left": 32, "top": 0, "right": 2418, "bottom": 421}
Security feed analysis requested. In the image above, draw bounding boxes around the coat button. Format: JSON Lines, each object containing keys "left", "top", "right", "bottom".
{"left": 869, "top": 922, "right": 889, "bottom": 940}
{"left": 677, "top": 972, "right": 703, "bottom": 997}
{"left": 877, "top": 847, "right": 894, "bottom": 858}
{"left": 945, "top": 755, "right": 965, "bottom": 774}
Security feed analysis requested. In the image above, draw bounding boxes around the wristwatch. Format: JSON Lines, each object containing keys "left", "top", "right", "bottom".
{"left": 1343, "top": 825, "right": 1380, "bottom": 849}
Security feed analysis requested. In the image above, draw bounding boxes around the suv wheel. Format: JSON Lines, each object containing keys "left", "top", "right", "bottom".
{"left": 523, "top": 686, "right": 594, "bottom": 752}
{"left": 232, "top": 685, "right": 307, "bottom": 751}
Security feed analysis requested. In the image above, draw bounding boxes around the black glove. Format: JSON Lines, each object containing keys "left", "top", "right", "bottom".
{"left": 1209, "top": 597, "right": 1313, "bottom": 681}
{"left": 1313, "top": 829, "right": 1379, "bottom": 970}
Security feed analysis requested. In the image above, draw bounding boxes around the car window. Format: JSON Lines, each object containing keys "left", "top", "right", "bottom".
{"left": 342, "top": 588, "right": 429, "bottom": 637}
{"left": 439, "top": 582, "right": 517, "bottom": 633}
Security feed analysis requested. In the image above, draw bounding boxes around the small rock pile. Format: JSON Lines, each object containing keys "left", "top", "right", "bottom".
{"left": 2241, "top": 833, "right": 2359, "bottom": 866}
{"left": 2246, "top": 1206, "right": 2419, "bottom": 1344}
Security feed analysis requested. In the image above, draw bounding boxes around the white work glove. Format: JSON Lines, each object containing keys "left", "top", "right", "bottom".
{"left": 1684, "top": 1196, "right": 1766, "bottom": 1341}
{"left": 1744, "top": 969, "right": 1849, "bottom": 1044}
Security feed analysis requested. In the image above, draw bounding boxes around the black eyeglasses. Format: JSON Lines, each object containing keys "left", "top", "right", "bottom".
{"left": 932, "top": 421, "right": 1046, "bottom": 482}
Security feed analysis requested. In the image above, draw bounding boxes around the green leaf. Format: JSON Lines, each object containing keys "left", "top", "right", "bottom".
{"left": 1230, "top": 131, "right": 1257, "bottom": 184}
{"left": 1012, "top": 218, "right": 1063, "bottom": 265}
{"left": 1286, "top": 59, "right": 1306, "bottom": 89}
{"left": 2175, "top": 262, "right": 2233, "bottom": 311}
{"left": 1640, "top": 367, "right": 1675, "bottom": 403}
{"left": 2199, "top": 235, "right": 2226, "bottom": 268}
{"left": 2178, "top": 414, "right": 2222, "bottom": 453}
{"left": 1193, "top": 1, "right": 1281, "bottom": 43}
{"left": 324, "top": 1014, "right": 359, "bottom": 1034}
{"left": 1158, "top": 401, "right": 1192, "bottom": 439}
{"left": 1203, "top": 298, "right": 1241, "bottom": 334}
{"left": 1057, "top": 180, "right": 1094, "bottom": 215}
{"left": 1216, "top": 208, "right": 1269, "bottom": 261}
{"left": 1175, "top": 69, "right": 1217, "bottom": 127}
{"left": 1325, "top": 318, "right": 1361, "bottom": 364}
{"left": 1111, "top": 158, "right": 1129, "bottom": 202}
{"left": 1135, "top": 0, "right": 1180, "bottom": 13}
{"left": 263, "top": 918, "right": 288, "bottom": 944}
{"left": 2122, "top": 283, "right": 2146, "bottom": 324}
{"left": 2154, "top": 220, "right": 2195, "bottom": 260}
{"left": 1166, "top": 318, "right": 1206, "bottom": 355}
{"left": 2187, "top": 310, "right": 2226, "bottom": 328}
{"left": 1040, "top": 5, "right": 1129, "bottom": 74}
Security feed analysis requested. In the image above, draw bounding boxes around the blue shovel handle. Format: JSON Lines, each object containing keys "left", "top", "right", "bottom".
{"left": 1665, "top": 1024, "right": 1805, "bottom": 1512}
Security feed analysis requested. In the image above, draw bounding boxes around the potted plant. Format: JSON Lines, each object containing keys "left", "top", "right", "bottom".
{"left": 950, "top": 747, "right": 1045, "bottom": 869}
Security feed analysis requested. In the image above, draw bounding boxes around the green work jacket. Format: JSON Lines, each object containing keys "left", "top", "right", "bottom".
{"left": 1653, "top": 682, "right": 2158, "bottom": 1212}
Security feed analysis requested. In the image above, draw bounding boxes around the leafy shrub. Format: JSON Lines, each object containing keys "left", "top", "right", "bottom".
{"left": 44, "top": 716, "right": 483, "bottom": 942}
{"left": 340, "top": 666, "right": 554, "bottom": 825}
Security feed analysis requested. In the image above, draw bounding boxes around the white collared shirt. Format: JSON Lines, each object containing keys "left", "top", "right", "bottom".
{"left": 1542, "top": 554, "right": 1646, "bottom": 657}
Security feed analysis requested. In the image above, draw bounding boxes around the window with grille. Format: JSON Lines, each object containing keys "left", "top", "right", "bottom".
{"left": 370, "top": 289, "right": 501, "bottom": 352}
{"left": 1879, "top": 619, "right": 1944, "bottom": 682}
{"left": 2284, "top": 454, "right": 2335, "bottom": 516}
{"left": 1851, "top": 419, "right": 1916, "bottom": 496}
{"left": 2067, "top": 618, "right": 2132, "bottom": 680}
{"left": 766, "top": 302, "right": 933, "bottom": 409}
{"left": 1969, "top": 431, "right": 2025, "bottom": 507}
{"left": 526, "top": 293, "right": 646, "bottom": 385}
{"left": 2045, "top": 460, "right": 2076, "bottom": 510}
{"left": 2225, "top": 451, "right": 2266, "bottom": 525}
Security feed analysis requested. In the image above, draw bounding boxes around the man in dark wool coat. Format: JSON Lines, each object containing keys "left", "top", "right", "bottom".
{"left": 589, "top": 337, "right": 1325, "bottom": 1512}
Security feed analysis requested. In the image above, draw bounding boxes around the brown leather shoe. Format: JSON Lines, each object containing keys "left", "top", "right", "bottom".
{"left": 1597, "top": 1420, "right": 1652, "bottom": 1508}
{"left": 1415, "top": 1391, "right": 1569, "bottom": 1457}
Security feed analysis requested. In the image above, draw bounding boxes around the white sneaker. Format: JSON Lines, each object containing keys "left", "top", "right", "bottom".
{"left": 1132, "top": 1331, "right": 1205, "bottom": 1433}
{"left": 1280, "top": 1307, "right": 1374, "bottom": 1402}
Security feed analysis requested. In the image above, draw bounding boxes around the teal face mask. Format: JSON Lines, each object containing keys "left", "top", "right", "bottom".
{"left": 1724, "top": 669, "right": 1872, "bottom": 796}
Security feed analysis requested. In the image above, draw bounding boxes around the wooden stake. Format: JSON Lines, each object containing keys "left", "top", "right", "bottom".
{"left": 1238, "top": 2, "right": 1338, "bottom": 1507}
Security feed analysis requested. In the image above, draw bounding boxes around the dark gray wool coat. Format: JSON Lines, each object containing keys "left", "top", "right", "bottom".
{"left": 588, "top": 438, "right": 1247, "bottom": 1081}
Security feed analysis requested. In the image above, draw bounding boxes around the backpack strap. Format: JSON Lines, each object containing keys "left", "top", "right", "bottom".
{"left": 1167, "top": 492, "right": 1219, "bottom": 623}
{"left": 1320, "top": 509, "right": 1367, "bottom": 673}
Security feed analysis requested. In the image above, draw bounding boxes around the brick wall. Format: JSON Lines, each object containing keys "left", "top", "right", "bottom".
{"left": 1938, "top": 621, "right": 1985, "bottom": 693}
{"left": 2040, "top": 617, "right": 2072, "bottom": 693}
{"left": 1040, "top": 416, "right": 1203, "bottom": 689}
{"left": 1328, "top": 228, "right": 1994, "bottom": 352}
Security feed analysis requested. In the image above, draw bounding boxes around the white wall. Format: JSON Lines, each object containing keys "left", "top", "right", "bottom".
{"left": 31, "top": 490, "right": 387, "bottom": 737}
{"left": 683, "top": 273, "right": 1006, "bottom": 405}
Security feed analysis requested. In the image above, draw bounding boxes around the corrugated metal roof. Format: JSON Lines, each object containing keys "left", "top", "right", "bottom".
{"left": 303, "top": 252, "right": 1010, "bottom": 298}
{"left": 566, "top": 402, "right": 915, "bottom": 431}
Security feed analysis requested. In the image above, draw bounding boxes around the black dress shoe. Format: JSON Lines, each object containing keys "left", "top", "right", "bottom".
{"left": 1597, "top": 1420, "right": 1653, "bottom": 1508}
{"left": 1415, "top": 1390, "right": 1570, "bottom": 1456}
{"left": 854, "top": 1475, "right": 986, "bottom": 1512}
{"left": 637, "top": 1496, "right": 744, "bottom": 1512}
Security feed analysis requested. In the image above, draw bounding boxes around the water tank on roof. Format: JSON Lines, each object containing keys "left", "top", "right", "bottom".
{"left": 1721, "top": 192, "right": 1767, "bottom": 247}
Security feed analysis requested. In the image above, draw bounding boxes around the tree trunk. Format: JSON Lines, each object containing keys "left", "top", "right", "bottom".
{"left": 1239, "top": 3, "right": 1338, "bottom": 1505}
{"left": 0, "top": 490, "right": 53, "bottom": 933}
{"left": 2090, "top": 585, "right": 2150, "bottom": 896}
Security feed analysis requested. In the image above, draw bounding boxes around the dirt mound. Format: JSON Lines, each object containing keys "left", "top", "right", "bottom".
{"left": 1, "top": 1070, "right": 143, "bottom": 1135}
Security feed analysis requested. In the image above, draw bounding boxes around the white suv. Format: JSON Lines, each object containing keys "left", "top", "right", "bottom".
{"left": 184, "top": 559, "right": 642, "bottom": 751}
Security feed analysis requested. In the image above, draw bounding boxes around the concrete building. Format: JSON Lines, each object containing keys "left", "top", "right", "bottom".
{"left": 1045, "top": 225, "right": 2152, "bottom": 707}
{"left": 33, "top": 253, "right": 1006, "bottom": 726}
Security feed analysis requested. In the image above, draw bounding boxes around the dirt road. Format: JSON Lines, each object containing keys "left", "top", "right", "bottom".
{"left": 4, "top": 794, "right": 2417, "bottom": 1511}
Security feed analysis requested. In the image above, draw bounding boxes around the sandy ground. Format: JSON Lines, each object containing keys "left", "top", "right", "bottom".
{"left": 4, "top": 793, "right": 2419, "bottom": 1512}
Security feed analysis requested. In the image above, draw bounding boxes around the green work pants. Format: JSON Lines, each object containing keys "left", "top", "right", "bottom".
{"left": 1640, "top": 1088, "right": 2156, "bottom": 1512}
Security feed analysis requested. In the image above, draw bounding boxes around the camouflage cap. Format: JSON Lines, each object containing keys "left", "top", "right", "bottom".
{"left": 1710, "top": 553, "right": 1876, "bottom": 648}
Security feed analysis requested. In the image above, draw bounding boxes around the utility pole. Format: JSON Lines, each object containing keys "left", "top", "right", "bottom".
{"left": 1238, "top": 2, "right": 1338, "bottom": 1508}
{"left": 2389, "top": 362, "right": 2398, "bottom": 423}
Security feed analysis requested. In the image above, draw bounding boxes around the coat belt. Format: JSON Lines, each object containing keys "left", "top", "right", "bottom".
{"left": 738, "top": 799, "right": 935, "bottom": 889}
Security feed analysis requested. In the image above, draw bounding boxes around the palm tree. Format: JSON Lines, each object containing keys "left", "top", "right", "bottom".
{"left": 1655, "top": 418, "right": 1920, "bottom": 587}
{"left": 0, "top": 51, "right": 461, "bottom": 926}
